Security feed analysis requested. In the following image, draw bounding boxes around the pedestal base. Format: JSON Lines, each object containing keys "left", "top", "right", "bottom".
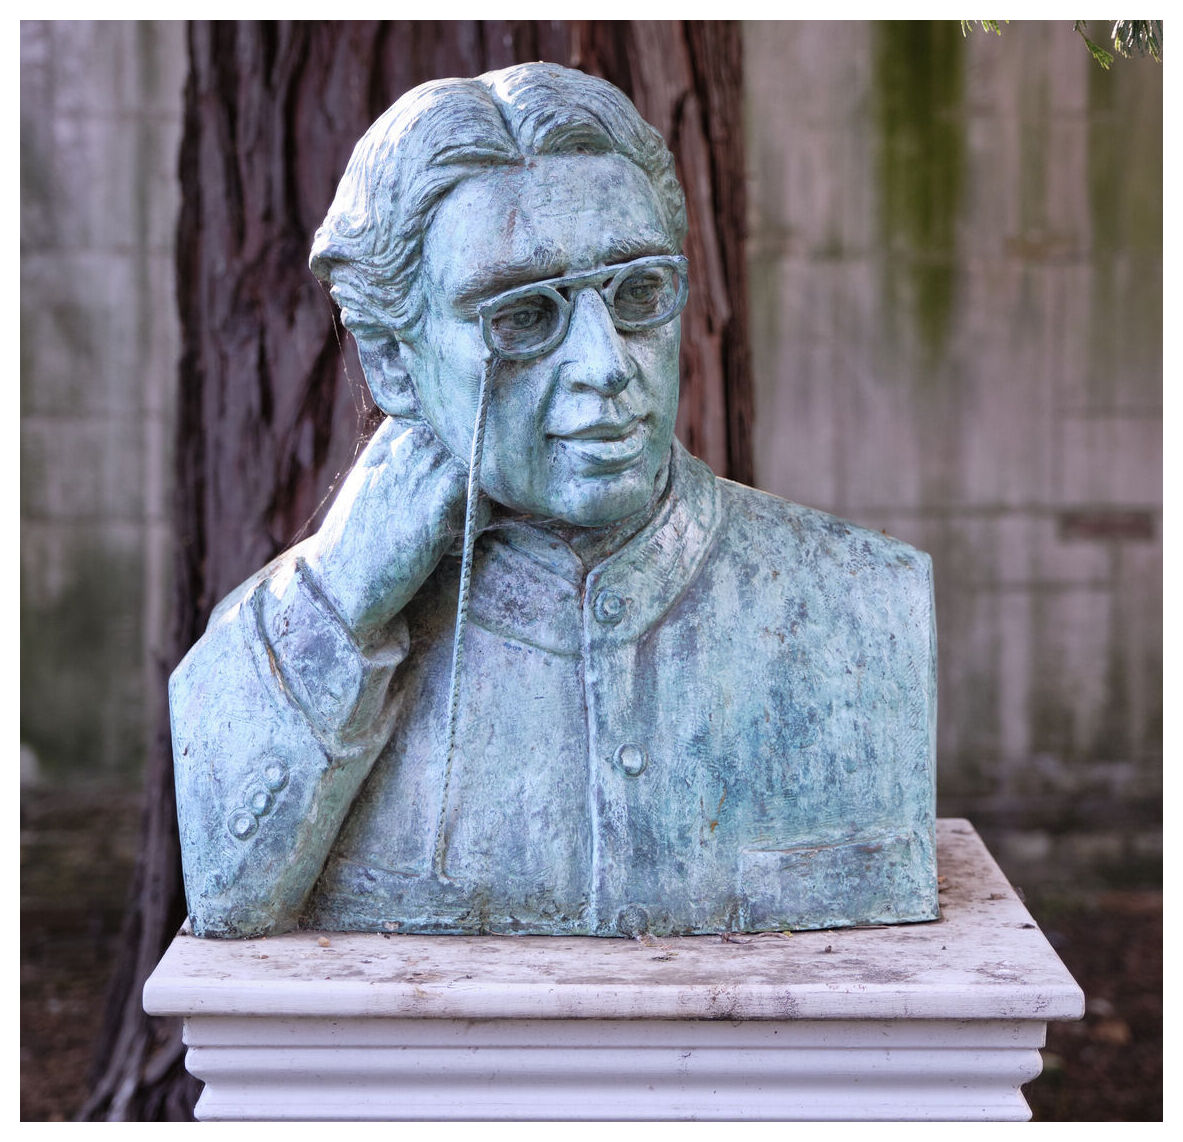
{"left": 144, "top": 820, "right": 1083, "bottom": 1120}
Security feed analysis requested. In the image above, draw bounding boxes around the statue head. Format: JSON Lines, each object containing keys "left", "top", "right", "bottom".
{"left": 310, "top": 63, "right": 690, "bottom": 527}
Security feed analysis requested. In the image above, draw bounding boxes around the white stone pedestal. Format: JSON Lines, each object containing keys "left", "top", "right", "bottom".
{"left": 144, "top": 819, "right": 1083, "bottom": 1121}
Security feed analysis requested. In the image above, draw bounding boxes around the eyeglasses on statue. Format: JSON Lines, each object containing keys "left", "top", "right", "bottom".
{"left": 478, "top": 254, "right": 689, "bottom": 362}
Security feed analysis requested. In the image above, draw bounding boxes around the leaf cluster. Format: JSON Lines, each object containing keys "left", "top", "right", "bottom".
{"left": 962, "top": 20, "right": 1163, "bottom": 68}
{"left": 960, "top": 20, "right": 1007, "bottom": 37}
{"left": 1074, "top": 20, "right": 1164, "bottom": 68}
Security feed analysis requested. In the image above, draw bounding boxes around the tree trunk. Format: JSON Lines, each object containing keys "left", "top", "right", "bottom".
{"left": 81, "top": 19, "right": 750, "bottom": 1120}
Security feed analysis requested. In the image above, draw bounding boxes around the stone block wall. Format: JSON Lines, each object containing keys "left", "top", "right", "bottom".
{"left": 20, "top": 22, "right": 186, "bottom": 785}
{"left": 745, "top": 21, "right": 1161, "bottom": 888}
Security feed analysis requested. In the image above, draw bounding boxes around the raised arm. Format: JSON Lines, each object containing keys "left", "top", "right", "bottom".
{"left": 170, "top": 416, "right": 466, "bottom": 937}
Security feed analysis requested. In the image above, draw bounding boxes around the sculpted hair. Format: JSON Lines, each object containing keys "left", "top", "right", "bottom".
{"left": 309, "top": 63, "right": 688, "bottom": 340}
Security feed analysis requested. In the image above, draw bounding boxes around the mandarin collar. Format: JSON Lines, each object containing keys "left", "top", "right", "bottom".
{"left": 466, "top": 441, "right": 722, "bottom": 653}
{"left": 489, "top": 452, "right": 671, "bottom": 586}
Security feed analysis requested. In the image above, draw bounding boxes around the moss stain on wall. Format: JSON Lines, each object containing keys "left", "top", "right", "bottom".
{"left": 1086, "top": 56, "right": 1163, "bottom": 413}
{"left": 872, "top": 20, "right": 966, "bottom": 368}
{"left": 20, "top": 540, "right": 147, "bottom": 784}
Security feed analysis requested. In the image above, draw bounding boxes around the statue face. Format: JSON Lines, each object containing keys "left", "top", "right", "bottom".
{"left": 403, "top": 154, "right": 682, "bottom": 527}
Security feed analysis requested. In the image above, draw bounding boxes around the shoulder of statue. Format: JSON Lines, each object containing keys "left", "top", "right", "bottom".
{"left": 711, "top": 477, "right": 933, "bottom": 584}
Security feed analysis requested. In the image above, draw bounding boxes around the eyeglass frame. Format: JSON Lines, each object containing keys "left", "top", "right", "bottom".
{"left": 476, "top": 254, "right": 690, "bottom": 362}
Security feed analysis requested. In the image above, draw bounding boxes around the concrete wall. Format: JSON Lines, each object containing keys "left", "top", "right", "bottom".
{"left": 745, "top": 21, "right": 1161, "bottom": 886}
{"left": 21, "top": 22, "right": 186, "bottom": 785}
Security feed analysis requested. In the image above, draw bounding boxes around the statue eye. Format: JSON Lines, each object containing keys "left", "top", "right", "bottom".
{"left": 488, "top": 293, "right": 560, "bottom": 352}
{"left": 622, "top": 276, "right": 661, "bottom": 302}
{"left": 612, "top": 266, "right": 678, "bottom": 325}
{"left": 508, "top": 306, "right": 544, "bottom": 329}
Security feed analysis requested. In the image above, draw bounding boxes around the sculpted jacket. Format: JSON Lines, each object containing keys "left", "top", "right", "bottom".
{"left": 171, "top": 442, "right": 938, "bottom": 938}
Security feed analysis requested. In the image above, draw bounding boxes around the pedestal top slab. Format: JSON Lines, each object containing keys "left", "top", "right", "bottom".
{"left": 144, "top": 819, "right": 1084, "bottom": 1023}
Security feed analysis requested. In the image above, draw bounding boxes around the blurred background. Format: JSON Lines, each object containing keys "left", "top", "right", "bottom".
{"left": 21, "top": 20, "right": 1161, "bottom": 1120}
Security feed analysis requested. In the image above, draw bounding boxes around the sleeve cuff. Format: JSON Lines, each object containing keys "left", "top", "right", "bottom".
{"left": 254, "top": 555, "right": 409, "bottom": 748}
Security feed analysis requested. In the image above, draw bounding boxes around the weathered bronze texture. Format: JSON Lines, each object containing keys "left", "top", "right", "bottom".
{"left": 170, "top": 64, "right": 937, "bottom": 938}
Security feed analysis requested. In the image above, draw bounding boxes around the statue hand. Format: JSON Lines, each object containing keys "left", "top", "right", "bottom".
{"left": 305, "top": 414, "right": 468, "bottom": 643}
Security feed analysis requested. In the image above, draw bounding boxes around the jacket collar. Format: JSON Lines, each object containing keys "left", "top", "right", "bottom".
{"left": 467, "top": 440, "right": 721, "bottom": 654}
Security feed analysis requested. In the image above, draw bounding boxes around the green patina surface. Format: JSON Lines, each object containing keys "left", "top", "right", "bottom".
{"left": 169, "top": 64, "right": 939, "bottom": 939}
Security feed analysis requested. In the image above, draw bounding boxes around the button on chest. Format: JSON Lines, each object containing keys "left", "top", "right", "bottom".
{"left": 592, "top": 590, "right": 628, "bottom": 624}
{"left": 613, "top": 742, "right": 648, "bottom": 776}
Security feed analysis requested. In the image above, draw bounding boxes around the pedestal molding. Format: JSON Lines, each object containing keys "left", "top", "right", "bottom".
{"left": 144, "top": 819, "right": 1083, "bottom": 1120}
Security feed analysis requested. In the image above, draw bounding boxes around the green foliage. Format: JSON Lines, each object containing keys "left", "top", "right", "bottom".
{"left": 965, "top": 20, "right": 1163, "bottom": 68}
{"left": 960, "top": 20, "right": 1007, "bottom": 36}
{"left": 1074, "top": 21, "right": 1117, "bottom": 69}
{"left": 1074, "top": 22, "right": 1165, "bottom": 70}
{"left": 1110, "top": 19, "right": 1163, "bottom": 62}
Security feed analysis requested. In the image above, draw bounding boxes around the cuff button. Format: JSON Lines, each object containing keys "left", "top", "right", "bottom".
{"left": 262, "top": 760, "right": 289, "bottom": 792}
{"left": 228, "top": 809, "right": 258, "bottom": 840}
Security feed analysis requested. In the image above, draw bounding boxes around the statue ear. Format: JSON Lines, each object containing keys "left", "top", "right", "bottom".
{"left": 356, "top": 337, "right": 421, "bottom": 419}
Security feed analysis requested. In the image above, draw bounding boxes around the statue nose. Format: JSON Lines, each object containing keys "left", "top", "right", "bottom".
{"left": 558, "top": 289, "right": 634, "bottom": 395}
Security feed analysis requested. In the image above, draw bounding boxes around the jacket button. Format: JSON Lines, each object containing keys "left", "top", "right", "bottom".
{"left": 616, "top": 904, "right": 650, "bottom": 937}
{"left": 593, "top": 591, "right": 627, "bottom": 624}
{"left": 248, "top": 787, "right": 274, "bottom": 816}
{"left": 614, "top": 742, "right": 648, "bottom": 776}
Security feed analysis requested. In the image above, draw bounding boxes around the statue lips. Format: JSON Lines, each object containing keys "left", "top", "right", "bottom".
{"left": 551, "top": 417, "right": 648, "bottom": 473}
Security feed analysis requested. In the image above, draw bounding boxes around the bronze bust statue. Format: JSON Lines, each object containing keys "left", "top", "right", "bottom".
{"left": 170, "top": 63, "right": 938, "bottom": 939}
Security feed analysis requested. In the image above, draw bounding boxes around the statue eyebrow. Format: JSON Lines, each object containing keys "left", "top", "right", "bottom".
{"left": 451, "top": 250, "right": 569, "bottom": 308}
{"left": 604, "top": 232, "right": 679, "bottom": 261}
{"left": 450, "top": 231, "right": 678, "bottom": 309}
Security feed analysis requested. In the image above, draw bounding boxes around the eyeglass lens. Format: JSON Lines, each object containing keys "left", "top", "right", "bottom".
{"left": 487, "top": 293, "right": 563, "bottom": 357}
{"left": 485, "top": 261, "right": 683, "bottom": 358}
